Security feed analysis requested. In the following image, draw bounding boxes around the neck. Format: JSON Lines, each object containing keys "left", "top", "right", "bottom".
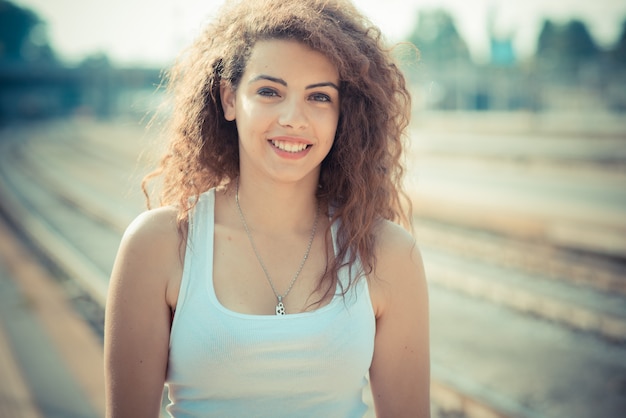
{"left": 233, "top": 175, "right": 321, "bottom": 234}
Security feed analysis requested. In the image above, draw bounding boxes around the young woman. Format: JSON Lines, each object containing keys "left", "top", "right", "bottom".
{"left": 104, "top": 0, "right": 430, "bottom": 417}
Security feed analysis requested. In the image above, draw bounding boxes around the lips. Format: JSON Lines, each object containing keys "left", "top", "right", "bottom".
{"left": 269, "top": 138, "right": 312, "bottom": 153}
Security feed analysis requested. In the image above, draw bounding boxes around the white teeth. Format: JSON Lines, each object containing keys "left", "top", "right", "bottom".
{"left": 271, "top": 140, "right": 309, "bottom": 153}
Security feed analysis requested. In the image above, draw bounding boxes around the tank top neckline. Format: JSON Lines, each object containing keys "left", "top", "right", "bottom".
{"left": 202, "top": 188, "right": 346, "bottom": 320}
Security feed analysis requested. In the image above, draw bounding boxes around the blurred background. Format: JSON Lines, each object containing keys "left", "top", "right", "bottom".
{"left": 0, "top": 0, "right": 624, "bottom": 417}
{"left": 2, "top": 0, "right": 626, "bottom": 118}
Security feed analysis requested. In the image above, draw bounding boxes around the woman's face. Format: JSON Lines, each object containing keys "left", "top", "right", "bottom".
{"left": 221, "top": 39, "right": 340, "bottom": 186}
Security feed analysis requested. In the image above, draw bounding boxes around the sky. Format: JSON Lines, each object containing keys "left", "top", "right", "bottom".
{"left": 12, "top": 0, "right": 626, "bottom": 67}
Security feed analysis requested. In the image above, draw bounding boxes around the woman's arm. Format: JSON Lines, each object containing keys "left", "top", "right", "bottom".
{"left": 104, "top": 207, "right": 183, "bottom": 418}
{"left": 368, "top": 221, "right": 430, "bottom": 418}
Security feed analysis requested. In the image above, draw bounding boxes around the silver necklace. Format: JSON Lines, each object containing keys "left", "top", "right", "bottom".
{"left": 235, "top": 182, "right": 320, "bottom": 315}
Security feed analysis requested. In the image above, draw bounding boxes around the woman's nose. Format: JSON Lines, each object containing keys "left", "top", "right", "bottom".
{"left": 278, "top": 98, "right": 308, "bottom": 129}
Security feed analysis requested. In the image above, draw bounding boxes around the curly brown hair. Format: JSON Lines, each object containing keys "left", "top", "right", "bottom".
{"left": 143, "top": 0, "right": 413, "bottom": 296}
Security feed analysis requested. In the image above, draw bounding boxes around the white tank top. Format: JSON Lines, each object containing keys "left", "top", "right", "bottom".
{"left": 165, "top": 189, "right": 376, "bottom": 418}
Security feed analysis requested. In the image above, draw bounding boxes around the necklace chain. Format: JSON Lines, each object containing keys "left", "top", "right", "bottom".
{"left": 235, "top": 181, "right": 320, "bottom": 315}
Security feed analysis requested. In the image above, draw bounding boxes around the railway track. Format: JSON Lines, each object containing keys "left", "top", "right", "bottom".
{"left": 1, "top": 119, "right": 625, "bottom": 418}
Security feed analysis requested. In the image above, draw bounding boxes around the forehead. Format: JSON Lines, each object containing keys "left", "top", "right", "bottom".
{"left": 243, "top": 39, "right": 339, "bottom": 83}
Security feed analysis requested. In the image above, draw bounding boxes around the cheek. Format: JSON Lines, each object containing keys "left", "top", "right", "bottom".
{"left": 313, "top": 107, "right": 339, "bottom": 136}
{"left": 242, "top": 104, "right": 276, "bottom": 129}
{"left": 235, "top": 104, "right": 266, "bottom": 135}
{"left": 323, "top": 114, "right": 340, "bottom": 143}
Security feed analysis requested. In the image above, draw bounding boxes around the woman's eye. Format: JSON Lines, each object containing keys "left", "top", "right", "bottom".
{"left": 310, "top": 93, "right": 331, "bottom": 103}
{"left": 258, "top": 88, "right": 279, "bottom": 97}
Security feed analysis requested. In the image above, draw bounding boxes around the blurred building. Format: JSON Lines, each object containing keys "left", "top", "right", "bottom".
{"left": 406, "top": 9, "right": 626, "bottom": 113}
{"left": 0, "top": 60, "right": 162, "bottom": 123}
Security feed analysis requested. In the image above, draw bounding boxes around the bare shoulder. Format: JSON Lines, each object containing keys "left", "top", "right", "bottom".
{"left": 368, "top": 220, "right": 427, "bottom": 317}
{"left": 123, "top": 205, "right": 181, "bottom": 243}
{"left": 121, "top": 205, "right": 185, "bottom": 261}
{"left": 367, "top": 220, "right": 430, "bottom": 417}
{"left": 105, "top": 206, "right": 184, "bottom": 416}
{"left": 111, "top": 206, "right": 185, "bottom": 308}
{"left": 373, "top": 219, "right": 419, "bottom": 260}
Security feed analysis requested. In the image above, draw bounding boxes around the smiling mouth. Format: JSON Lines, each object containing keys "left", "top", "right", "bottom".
{"left": 270, "top": 139, "right": 312, "bottom": 153}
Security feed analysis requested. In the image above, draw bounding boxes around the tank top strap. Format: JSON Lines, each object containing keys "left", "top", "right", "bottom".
{"left": 169, "top": 189, "right": 215, "bottom": 346}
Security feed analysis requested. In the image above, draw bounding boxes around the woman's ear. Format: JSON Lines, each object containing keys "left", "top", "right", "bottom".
{"left": 220, "top": 82, "right": 236, "bottom": 121}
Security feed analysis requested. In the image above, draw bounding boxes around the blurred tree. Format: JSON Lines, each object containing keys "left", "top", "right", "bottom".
{"left": 0, "top": 0, "right": 55, "bottom": 63}
{"left": 609, "top": 20, "right": 626, "bottom": 68}
{"left": 565, "top": 20, "right": 599, "bottom": 62}
{"left": 536, "top": 20, "right": 557, "bottom": 59}
{"left": 407, "top": 9, "right": 471, "bottom": 67}
{"left": 79, "top": 52, "right": 112, "bottom": 69}
{"left": 406, "top": 9, "right": 473, "bottom": 110}
{"left": 535, "top": 18, "right": 599, "bottom": 78}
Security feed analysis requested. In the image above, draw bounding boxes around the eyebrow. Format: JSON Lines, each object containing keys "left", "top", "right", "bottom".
{"left": 250, "top": 75, "right": 339, "bottom": 91}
